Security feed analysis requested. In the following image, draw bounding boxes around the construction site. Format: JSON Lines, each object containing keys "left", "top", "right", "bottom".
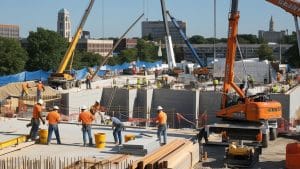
{"left": 1, "top": 0, "right": 300, "bottom": 169}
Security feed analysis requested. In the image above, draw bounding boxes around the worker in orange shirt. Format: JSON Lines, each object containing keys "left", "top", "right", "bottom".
{"left": 78, "top": 105, "right": 95, "bottom": 146}
{"left": 36, "top": 81, "right": 45, "bottom": 101}
{"left": 156, "top": 106, "right": 167, "bottom": 145}
{"left": 46, "top": 106, "right": 61, "bottom": 145}
{"left": 21, "top": 82, "right": 31, "bottom": 97}
{"left": 29, "top": 99, "right": 45, "bottom": 141}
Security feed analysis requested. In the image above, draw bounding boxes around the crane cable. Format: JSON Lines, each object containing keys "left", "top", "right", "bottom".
{"left": 236, "top": 38, "right": 248, "bottom": 82}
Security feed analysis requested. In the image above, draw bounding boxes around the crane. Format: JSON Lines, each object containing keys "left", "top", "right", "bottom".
{"left": 266, "top": 0, "right": 300, "bottom": 56}
{"left": 160, "top": 0, "right": 176, "bottom": 69}
{"left": 202, "top": 0, "right": 282, "bottom": 149}
{"left": 48, "top": 0, "right": 95, "bottom": 89}
{"left": 166, "top": 11, "right": 210, "bottom": 78}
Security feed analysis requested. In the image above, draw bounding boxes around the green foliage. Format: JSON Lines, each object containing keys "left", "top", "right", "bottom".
{"left": 136, "top": 39, "right": 160, "bottom": 62}
{"left": 0, "top": 37, "right": 28, "bottom": 76}
{"left": 257, "top": 44, "right": 274, "bottom": 61}
{"left": 25, "top": 27, "right": 68, "bottom": 71}
{"left": 237, "top": 34, "right": 259, "bottom": 44}
{"left": 119, "top": 48, "right": 137, "bottom": 63}
{"left": 72, "top": 50, "right": 103, "bottom": 70}
{"left": 189, "top": 35, "right": 206, "bottom": 44}
{"left": 284, "top": 42, "right": 300, "bottom": 67}
{"left": 282, "top": 32, "right": 297, "bottom": 44}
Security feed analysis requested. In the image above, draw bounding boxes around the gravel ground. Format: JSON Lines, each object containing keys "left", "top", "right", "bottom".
{"left": 194, "top": 136, "right": 299, "bottom": 169}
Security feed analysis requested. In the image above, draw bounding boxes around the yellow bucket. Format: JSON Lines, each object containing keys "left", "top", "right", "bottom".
{"left": 94, "top": 133, "right": 106, "bottom": 149}
{"left": 39, "top": 129, "right": 48, "bottom": 144}
{"left": 125, "top": 134, "right": 135, "bottom": 142}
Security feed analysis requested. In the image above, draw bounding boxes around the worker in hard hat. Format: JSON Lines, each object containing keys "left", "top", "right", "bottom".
{"left": 36, "top": 81, "right": 45, "bottom": 101}
{"left": 91, "top": 100, "right": 105, "bottom": 124}
{"left": 46, "top": 106, "right": 61, "bottom": 145}
{"left": 78, "top": 105, "right": 95, "bottom": 146}
{"left": 213, "top": 78, "right": 219, "bottom": 92}
{"left": 29, "top": 99, "right": 45, "bottom": 141}
{"left": 155, "top": 106, "right": 167, "bottom": 145}
{"left": 110, "top": 116, "right": 124, "bottom": 145}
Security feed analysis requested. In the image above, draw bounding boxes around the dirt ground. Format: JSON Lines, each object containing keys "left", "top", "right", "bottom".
{"left": 196, "top": 136, "right": 299, "bottom": 169}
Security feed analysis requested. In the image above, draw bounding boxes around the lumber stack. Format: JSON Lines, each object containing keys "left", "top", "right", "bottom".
{"left": 119, "top": 138, "right": 160, "bottom": 156}
{"left": 129, "top": 139, "right": 200, "bottom": 169}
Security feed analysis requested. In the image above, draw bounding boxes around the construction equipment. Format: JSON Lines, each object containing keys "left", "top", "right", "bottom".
{"left": 160, "top": 0, "right": 176, "bottom": 70}
{"left": 224, "top": 141, "right": 261, "bottom": 168}
{"left": 166, "top": 11, "right": 210, "bottom": 78}
{"left": 217, "top": 0, "right": 281, "bottom": 142}
{"left": 48, "top": 0, "right": 95, "bottom": 89}
{"left": 266, "top": 0, "right": 300, "bottom": 56}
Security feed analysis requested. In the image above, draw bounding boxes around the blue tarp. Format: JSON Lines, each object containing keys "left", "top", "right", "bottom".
{"left": 0, "top": 60, "right": 163, "bottom": 86}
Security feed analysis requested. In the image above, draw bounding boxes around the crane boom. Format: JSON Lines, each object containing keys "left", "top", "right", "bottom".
{"left": 266, "top": 0, "right": 300, "bottom": 16}
{"left": 160, "top": 0, "right": 176, "bottom": 69}
{"left": 221, "top": 0, "right": 245, "bottom": 109}
{"left": 57, "top": 0, "right": 95, "bottom": 73}
{"left": 167, "top": 11, "right": 204, "bottom": 68}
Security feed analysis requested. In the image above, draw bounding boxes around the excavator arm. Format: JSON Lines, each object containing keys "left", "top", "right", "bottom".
{"left": 266, "top": 0, "right": 300, "bottom": 16}
{"left": 221, "top": 0, "right": 245, "bottom": 109}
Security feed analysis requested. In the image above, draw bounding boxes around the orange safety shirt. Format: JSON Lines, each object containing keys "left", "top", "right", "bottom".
{"left": 156, "top": 111, "right": 167, "bottom": 125}
{"left": 46, "top": 111, "right": 60, "bottom": 125}
{"left": 32, "top": 104, "right": 42, "bottom": 119}
{"left": 78, "top": 111, "right": 94, "bottom": 125}
{"left": 37, "top": 83, "right": 44, "bottom": 91}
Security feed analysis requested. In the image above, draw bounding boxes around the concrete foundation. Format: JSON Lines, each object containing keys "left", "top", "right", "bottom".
{"left": 61, "top": 89, "right": 103, "bottom": 115}
{"left": 199, "top": 91, "right": 222, "bottom": 124}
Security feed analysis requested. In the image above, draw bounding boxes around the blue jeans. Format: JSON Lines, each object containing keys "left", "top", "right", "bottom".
{"left": 47, "top": 124, "right": 61, "bottom": 144}
{"left": 86, "top": 80, "right": 91, "bottom": 89}
{"left": 37, "top": 90, "right": 42, "bottom": 100}
{"left": 82, "top": 125, "right": 93, "bottom": 146}
{"left": 157, "top": 124, "right": 167, "bottom": 144}
{"left": 113, "top": 125, "right": 122, "bottom": 144}
{"left": 29, "top": 118, "right": 40, "bottom": 140}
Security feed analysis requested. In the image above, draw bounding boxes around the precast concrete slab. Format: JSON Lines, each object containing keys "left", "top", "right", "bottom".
{"left": 151, "top": 89, "right": 199, "bottom": 128}
{"left": 133, "top": 89, "right": 153, "bottom": 119}
{"left": 60, "top": 88, "right": 103, "bottom": 115}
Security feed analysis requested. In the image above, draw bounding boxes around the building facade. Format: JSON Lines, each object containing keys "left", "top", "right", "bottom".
{"left": 180, "top": 43, "right": 292, "bottom": 63}
{"left": 141, "top": 21, "right": 186, "bottom": 44}
{"left": 114, "top": 38, "right": 138, "bottom": 53}
{"left": 77, "top": 39, "right": 114, "bottom": 57}
{"left": 57, "top": 8, "right": 71, "bottom": 40}
{"left": 0, "top": 24, "right": 19, "bottom": 39}
{"left": 258, "top": 16, "right": 286, "bottom": 43}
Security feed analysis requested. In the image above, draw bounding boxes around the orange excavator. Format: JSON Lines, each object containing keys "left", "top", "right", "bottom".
{"left": 204, "top": 0, "right": 282, "bottom": 150}
{"left": 216, "top": 0, "right": 282, "bottom": 124}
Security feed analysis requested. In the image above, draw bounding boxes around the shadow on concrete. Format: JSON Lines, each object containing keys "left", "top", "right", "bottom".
{"left": 254, "top": 160, "right": 285, "bottom": 169}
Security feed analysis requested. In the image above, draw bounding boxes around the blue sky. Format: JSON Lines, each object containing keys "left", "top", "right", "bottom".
{"left": 0, "top": 0, "right": 296, "bottom": 38}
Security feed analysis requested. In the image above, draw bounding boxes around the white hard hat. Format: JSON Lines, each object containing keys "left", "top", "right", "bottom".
{"left": 80, "top": 105, "right": 87, "bottom": 110}
{"left": 53, "top": 106, "right": 59, "bottom": 110}
{"left": 38, "top": 99, "right": 44, "bottom": 105}
{"left": 157, "top": 106, "right": 163, "bottom": 111}
{"left": 96, "top": 100, "right": 100, "bottom": 103}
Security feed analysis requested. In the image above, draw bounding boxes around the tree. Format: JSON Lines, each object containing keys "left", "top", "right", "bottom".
{"left": 119, "top": 48, "right": 137, "bottom": 63}
{"left": 189, "top": 35, "right": 206, "bottom": 44}
{"left": 136, "top": 39, "right": 159, "bottom": 62}
{"left": 25, "top": 28, "right": 68, "bottom": 71}
{"left": 237, "top": 34, "right": 258, "bottom": 44}
{"left": 72, "top": 50, "right": 103, "bottom": 70}
{"left": 257, "top": 44, "right": 274, "bottom": 61}
{"left": 0, "top": 37, "right": 28, "bottom": 75}
{"left": 284, "top": 42, "right": 300, "bottom": 67}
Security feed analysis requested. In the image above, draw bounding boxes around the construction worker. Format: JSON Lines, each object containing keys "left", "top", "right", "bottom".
{"left": 247, "top": 75, "right": 254, "bottom": 88}
{"left": 36, "top": 81, "right": 45, "bottom": 101}
{"left": 213, "top": 78, "right": 219, "bottom": 92}
{"left": 112, "top": 78, "right": 117, "bottom": 88}
{"left": 276, "top": 72, "right": 282, "bottom": 82}
{"left": 110, "top": 116, "right": 124, "bottom": 145}
{"left": 137, "top": 78, "right": 141, "bottom": 89}
{"left": 142, "top": 77, "right": 147, "bottom": 86}
{"left": 29, "top": 99, "right": 45, "bottom": 141}
{"left": 91, "top": 100, "right": 105, "bottom": 124}
{"left": 156, "top": 106, "right": 167, "bottom": 145}
{"left": 21, "top": 82, "right": 31, "bottom": 97}
{"left": 78, "top": 105, "right": 94, "bottom": 146}
{"left": 155, "top": 69, "right": 159, "bottom": 80}
{"left": 46, "top": 106, "right": 61, "bottom": 145}
{"left": 85, "top": 72, "right": 92, "bottom": 89}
